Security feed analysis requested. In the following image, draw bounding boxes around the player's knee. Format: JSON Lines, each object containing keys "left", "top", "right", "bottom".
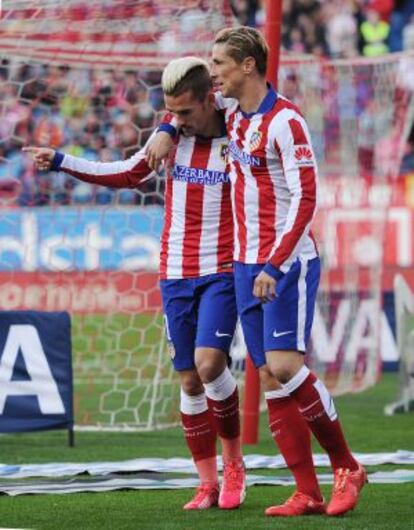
{"left": 259, "top": 364, "right": 293, "bottom": 387}
{"left": 266, "top": 351, "right": 304, "bottom": 384}
{"left": 179, "top": 371, "right": 204, "bottom": 395}
{"left": 259, "top": 365, "right": 282, "bottom": 389}
{"left": 195, "top": 348, "right": 227, "bottom": 383}
{"left": 269, "top": 366, "right": 292, "bottom": 384}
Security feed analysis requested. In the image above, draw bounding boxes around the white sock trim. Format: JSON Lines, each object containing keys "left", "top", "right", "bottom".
{"left": 180, "top": 389, "right": 208, "bottom": 415}
{"left": 313, "top": 379, "right": 338, "bottom": 421}
{"left": 264, "top": 387, "right": 290, "bottom": 400}
{"left": 283, "top": 365, "right": 310, "bottom": 394}
{"left": 203, "top": 367, "right": 237, "bottom": 401}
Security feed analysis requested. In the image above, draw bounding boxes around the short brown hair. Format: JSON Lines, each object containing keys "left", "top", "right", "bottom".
{"left": 162, "top": 57, "right": 212, "bottom": 101}
{"left": 214, "top": 26, "right": 268, "bottom": 77}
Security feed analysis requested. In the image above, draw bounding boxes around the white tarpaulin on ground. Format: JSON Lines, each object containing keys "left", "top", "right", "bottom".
{"left": 0, "top": 451, "right": 414, "bottom": 479}
{"left": 1, "top": 470, "right": 414, "bottom": 496}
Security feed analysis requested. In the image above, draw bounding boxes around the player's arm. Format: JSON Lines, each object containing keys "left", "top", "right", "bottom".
{"left": 146, "top": 112, "right": 178, "bottom": 171}
{"left": 266, "top": 115, "right": 317, "bottom": 275}
{"left": 254, "top": 115, "right": 318, "bottom": 302}
{"left": 23, "top": 132, "right": 158, "bottom": 189}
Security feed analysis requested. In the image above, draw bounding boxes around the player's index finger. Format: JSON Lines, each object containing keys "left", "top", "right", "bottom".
{"left": 22, "top": 146, "right": 38, "bottom": 153}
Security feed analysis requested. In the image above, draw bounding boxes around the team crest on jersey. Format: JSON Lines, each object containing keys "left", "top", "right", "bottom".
{"left": 220, "top": 143, "right": 229, "bottom": 162}
{"left": 294, "top": 145, "right": 314, "bottom": 167}
{"left": 249, "top": 131, "right": 262, "bottom": 151}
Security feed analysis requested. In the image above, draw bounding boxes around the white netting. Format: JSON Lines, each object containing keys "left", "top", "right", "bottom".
{"left": 384, "top": 275, "right": 414, "bottom": 415}
{"left": 0, "top": 1, "right": 413, "bottom": 430}
{"left": 286, "top": 54, "right": 414, "bottom": 395}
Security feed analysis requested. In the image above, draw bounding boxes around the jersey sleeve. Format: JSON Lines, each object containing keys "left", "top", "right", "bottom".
{"left": 264, "top": 113, "right": 318, "bottom": 278}
{"left": 213, "top": 91, "right": 237, "bottom": 111}
{"left": 50, "top": 132, "right": 157, "bottom": 188}
{"left": 157, "top": 112, "right": 179, "bottom": 138}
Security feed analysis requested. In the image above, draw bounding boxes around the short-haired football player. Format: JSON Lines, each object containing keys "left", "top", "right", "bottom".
{"left": 209, "top": 26, "right": 367, "bottom": 517}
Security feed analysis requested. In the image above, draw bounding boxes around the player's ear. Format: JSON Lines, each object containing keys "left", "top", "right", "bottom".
{"left": 243, "top": 56, "right": 256, "bottom": 75}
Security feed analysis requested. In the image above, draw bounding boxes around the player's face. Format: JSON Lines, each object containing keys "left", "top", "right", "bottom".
{"left": 164, "top": 90, "right": 212, "bottom": 136}
{"left": 211, "top": 43, "right": 245, "bottom": 98}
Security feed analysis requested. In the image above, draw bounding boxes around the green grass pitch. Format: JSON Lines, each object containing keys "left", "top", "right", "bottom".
{"left": 0, "top": 373, "right": 413, "bottom": 529}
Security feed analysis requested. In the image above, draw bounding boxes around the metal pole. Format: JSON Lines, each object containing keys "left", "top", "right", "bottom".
{"left": 241, "top": 0, "right": 283, "bottom": 445}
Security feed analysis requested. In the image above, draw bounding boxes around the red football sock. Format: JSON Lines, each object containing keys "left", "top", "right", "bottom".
{"left": 289, "top": 369, "right": 358, "bottom": 471}
{"left": 207, "top": 388, "right": 242, "bottom": 463}
{"left": 181, "top": 410, "right": 218, "bottom": 485}
{"left": 267, "top": 393, "right": 322, "bottom": 501}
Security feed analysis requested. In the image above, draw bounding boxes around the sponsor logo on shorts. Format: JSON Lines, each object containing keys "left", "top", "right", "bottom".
{"left": 215, "top": 330, "right": 232, "bottom": 338}
{"left": 272, "top": 330, "right": 294, "bottom": 338}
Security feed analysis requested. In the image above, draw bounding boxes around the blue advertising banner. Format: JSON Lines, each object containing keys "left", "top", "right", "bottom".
{"left": 0, "top": 206, "right": 163, "bottom": 272}
{"left": 0, "top": 311, "right": 73, "bottom": 432}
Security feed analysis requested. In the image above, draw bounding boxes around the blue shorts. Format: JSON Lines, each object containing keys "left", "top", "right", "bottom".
{"left": 160, "top": 273, "right": 237, "bottom": 371}
{"left": 234, "top": 257, "right": 320, "bottom": 368}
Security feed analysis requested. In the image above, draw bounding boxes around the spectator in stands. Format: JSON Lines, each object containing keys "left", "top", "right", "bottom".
{"left": 360, "top": 8, "right": 390, "bottom": 56}
{"left": 325, "top": 3, "right": 358, "bottom": 58}
{"left": 230, "top": 0, "right": 261, "bottom": 27}
{"left": 3, "top": 0, "right": 414, "bottom": 207}
{"left": 400, "top": 124, "right": 414, "bottom": 175}
{"left": 402, "top": 13, "right": 414, "bottom": 50}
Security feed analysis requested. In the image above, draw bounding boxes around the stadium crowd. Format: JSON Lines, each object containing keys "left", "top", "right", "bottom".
{"left": 0, "top": 63, "right": 165, "bottom": 206}
{"left": 0, "top": 0, "right": 413, "bottom": 207}
{"left": 233, "top": 0, "right": 414, "bottom": 57}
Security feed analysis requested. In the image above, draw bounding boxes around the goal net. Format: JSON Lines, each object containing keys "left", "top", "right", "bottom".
{"left": 384, "top": 275, "right": 414, "bottom": 415}
{"left": 281, "top": 53, "right": 414, "bottom": 395}
{"left": 0, "top": 1, "right": 413, "bottom": 430}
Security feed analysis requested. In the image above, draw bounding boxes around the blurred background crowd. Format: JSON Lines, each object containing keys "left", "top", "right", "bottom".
{"left": 233, "top": 0, "right": 414, "bottom": 57}
{"left": 0, "top": 0, "right": 413, "bottom": 207}
{"left": 0, "top": 62, "right": 164, "bottom": 207}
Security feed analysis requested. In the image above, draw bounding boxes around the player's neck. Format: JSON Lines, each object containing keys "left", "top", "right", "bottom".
{"left": 202, "top": 110, "right": 226, "bottom": 138}
{"left": 237, "top": 78, "right": 268, "bottom": 114}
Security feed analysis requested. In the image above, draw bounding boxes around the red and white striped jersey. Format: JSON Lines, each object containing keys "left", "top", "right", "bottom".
{"left": 216, "top": 87, "right": 318, "bottom": 273}
{"left": 52, "top": 131, "right": 233, "bottom": 280}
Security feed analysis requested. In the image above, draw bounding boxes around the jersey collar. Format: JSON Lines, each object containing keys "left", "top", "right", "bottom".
{"left": 240, "top": 83, "right": 278, "bottom": 118}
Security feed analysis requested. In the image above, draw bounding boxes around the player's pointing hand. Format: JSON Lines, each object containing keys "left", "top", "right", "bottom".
{"left": 22, "top": 146, "right": 55, "bottom": 171}
{"left": 146, "top": 132, "right": 174, "bottom": 171}
{"left": 253, "top": 270, "right": 276, "bottom": 304}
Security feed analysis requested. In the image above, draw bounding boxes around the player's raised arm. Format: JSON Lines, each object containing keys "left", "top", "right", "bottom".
{"left": 23, "top": 133, "right": 159, "bottom": 189}
{"left": 22, "top": 147, "right": 55, "bottom": 171}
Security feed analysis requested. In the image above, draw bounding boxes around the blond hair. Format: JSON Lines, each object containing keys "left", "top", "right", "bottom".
{"left": 214, "top": 26, "right": 268, "bottom": 76}
{"left": 162, "top": 56, "right": 212, "bottom": 100}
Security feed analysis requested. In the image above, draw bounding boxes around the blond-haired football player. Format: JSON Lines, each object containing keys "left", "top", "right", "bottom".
{"left": 24, "top": 57, "right": 246, "bottom": 511}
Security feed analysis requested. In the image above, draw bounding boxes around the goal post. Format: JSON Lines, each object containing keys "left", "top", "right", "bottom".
{"left": 241, "top": 0, "right": 283, "bottom": 445}
{"left": 384, "top": 274, "right": 414, "bottom": 415}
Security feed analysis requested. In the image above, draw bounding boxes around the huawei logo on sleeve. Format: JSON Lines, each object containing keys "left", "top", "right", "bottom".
{"left": 294, "top": 145, "right": 314, "bottom": 166}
